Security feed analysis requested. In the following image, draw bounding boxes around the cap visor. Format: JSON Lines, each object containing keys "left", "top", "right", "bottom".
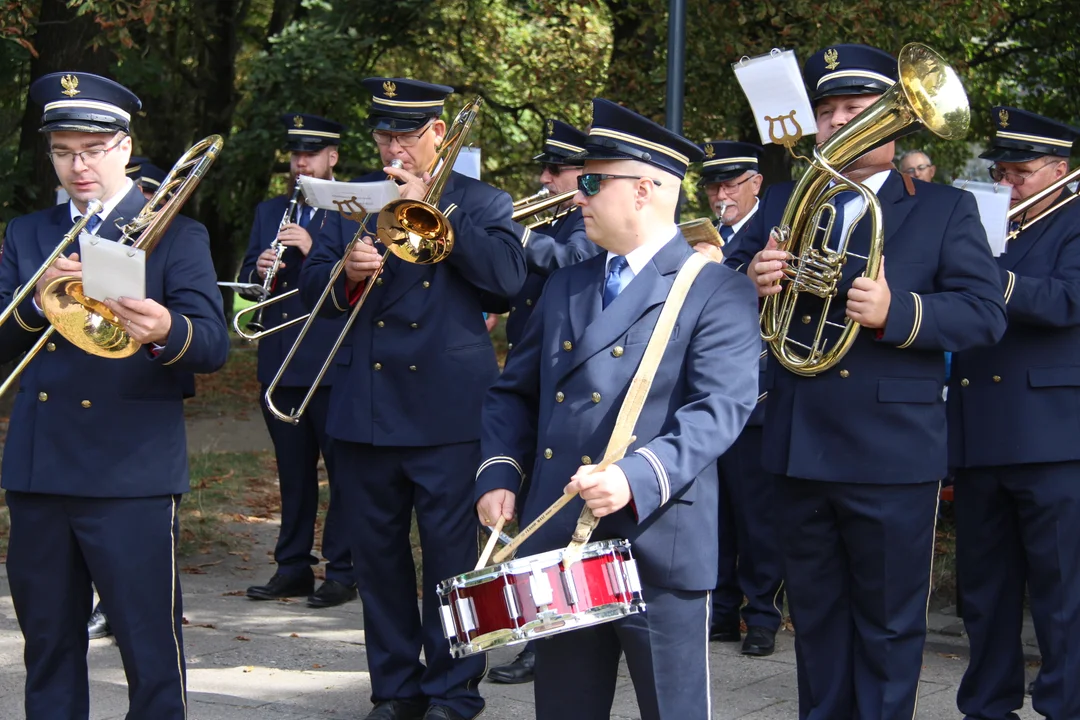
{"left": 532, "top": 151, "right": 583, "bottom": 165}
{"left": 365, "top": 116, "right": 429, "bottom": 132}
{"left": 978, "top": 147, "right": 1046, "bottom": 163}
{"left": 812, "top": 80, "right": 890, "bottom": 103}
{"left": 697, "top": 168, "right": 749, "bottom": 186}
{"left": 39, "top": 121, "right": 121, "bottom": 134}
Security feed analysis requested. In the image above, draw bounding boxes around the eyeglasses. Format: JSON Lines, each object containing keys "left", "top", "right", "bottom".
{"left": 708, "top": 175, "right": 755, "bottom": 194}
{"left": 577, "top": 173, "right": 662, "bottom": 197}
{"left": 988, "top": 159, "right": 1061, "bottom": 186}
{"left": 47, "top": 135, "right": 126, "bottom": 166}
{"left": 901, "top": 164, "right": 933, "bottom": 176}
{"left": 372, "top": 123, "right": 433, "bottom": 148}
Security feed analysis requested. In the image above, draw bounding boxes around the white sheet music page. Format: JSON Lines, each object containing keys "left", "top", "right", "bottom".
{"left": 79, "top": 233, "right": 146, "bottom": 301}
{"left": 299, "top": 177, "right": 400, "bottom": 214}
{"left": 733, "top": 49, "right": 816, "bottom": 147}
{"left": 953, "top": 180, "right": 1011, "bottom": 256}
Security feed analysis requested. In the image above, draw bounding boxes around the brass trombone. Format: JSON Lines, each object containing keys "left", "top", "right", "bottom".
{"left": 264, "top": 96, "right": 483, "bottom": 424}
{"left": 1006, "top": 164, "right": 1080, "bottom": 240}
{"left": 512, "top": 187, "right": 550, "bottom": 208}
{"left": 512, "top": 188, "right": 577, "bottom": 231}
{"left": 0, "top": 135, "right": 224, "bottom": 397}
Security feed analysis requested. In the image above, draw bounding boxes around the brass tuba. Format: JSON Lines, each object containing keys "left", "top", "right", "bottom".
{"left": 760, "top": 43, "right": 970, "bottom": 376}
{"left": 0, "top": 135, "right": 224, "bottom": 397}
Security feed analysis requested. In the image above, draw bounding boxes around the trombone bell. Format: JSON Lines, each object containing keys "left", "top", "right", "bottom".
{"left": 376, "top": 200, "right": 454, "bottom": 264}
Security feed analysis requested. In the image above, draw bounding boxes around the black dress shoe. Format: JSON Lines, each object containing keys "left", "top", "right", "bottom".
{"left": 246, "top": 571, "right": 314, "bottom": 600}
{"left": 487, "top": 646, "right": 535, "bottom": 684}
{"left": 365, "top": 699, "right": 427, "bottom": 720}
{"left": 741, "top": 626, "right": 776, "bottom": 657}
{"left": 308, "top": 579, "right": 358, "bottom": 608}
{"left": 709, "top": 618, "right": 741, "bottom": 643}
{"left": 87, "top": 603, "right": 111, "bottom": 640}
{"left": 424, "top": 705, "right": 467, "bottom": 720}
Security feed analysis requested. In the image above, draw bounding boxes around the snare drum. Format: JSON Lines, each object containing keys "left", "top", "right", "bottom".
{"left": 436, "top": 538, "right": 645, "bottom": 658}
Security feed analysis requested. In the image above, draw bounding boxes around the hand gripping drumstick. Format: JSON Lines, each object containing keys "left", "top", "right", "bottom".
{"left": 474, "top": 516, "right": 506, "bottom": 571}
{"left": 490, "top": 435, "right": 637, "bottom": 565}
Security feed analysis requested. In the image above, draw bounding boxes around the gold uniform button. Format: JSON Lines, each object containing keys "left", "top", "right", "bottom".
{"left": 281, "top": 312, "right": 289, "bottom": 320}
{"left": 508, "top": 343, "right": 514, "bottom": 350}
{"left": 526, "top": 299, "right": 533, "bottom": 306}
{"left": 544, "top": 448, "right": 553, "bottom": 459}
{"left": 409, "top": 365, "right": 417, "bottom": 372}
{"left": 802, "top": 315, "right": 812, "bottom": 324}
{"left": 562, "top": 340, "right": 573, "bottom": 351}
{"left": 377, "top": 320, "right": 385, "bottom": 328}
{"left": 46, "top": 342, "right": 56, "bottom": 352}
{"left": 375, "top": 277, "right": 384, "bottom": 286}
{"left": 282, "top": 281, "right": 288, "bottom": 289}
{"left": 374, "top": 363, "right": 382, "bottom": 371}
{"left": 422, "top": 281, "right": 431, "bottom": 288}
{"left": 592, "top": 392, "right": 602, "bottom": 403}
{"left": 555, "top": 391, "right": 565, "bottom": 402}
{"left": 410, "top": 322, "right": 419, "bottom": 329}
{"left": 81, "top": 400, "right": 91, "bottom": 408}
{"left": 839, "top": 369, "right": 850, "bottom": 378}
{"left": 38, "top": 392, "right": 47, "bottom": 402}
{"left": 612, "top": 346, "right": 624, "bottom": 358}
{"left": 992, "top": 375, "right": 1002, "bottom": 383}
{"left": 510, "top": 306, "right": 516, "bottom": 313}
{"left": 960, "top": 378, "right": 970, "bottom": 387}
{"left": 581, "top": 455, "right": 592, "bottom": 465}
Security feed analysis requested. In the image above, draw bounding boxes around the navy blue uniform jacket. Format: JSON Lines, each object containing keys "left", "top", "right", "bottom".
{"left": 300, "top": 170, "right": 526, "bottom": 447}
{"left": 239, "top": 196, "right": 346, "bottom": 387}
{"left": 475, "top": 235, "right": 761, "bottom": 591}
{"left": 731, "top": 172, "right": 1007, "bottom": 484}
{"left": 0, "top": 184, "right": 230, "bottom": 496}
{"left": 949, "top": 192, "right": 1080, "bottom": 467}
{"left": 506, "top": 208, "right": 598, "bottom": 347}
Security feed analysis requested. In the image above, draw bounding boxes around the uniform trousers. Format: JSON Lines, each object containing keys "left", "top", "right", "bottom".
{"left": 777, "top": 476, "right": 939, "bottom": 720}
{"left": 329, "top": 440, "right": 486, "bottom": 718}
{"left": 5, "top": 491, "right": 187, "bottom": 719}
{"left": 260, "top": 385, "right": 352, "bottom": 583}
{"left": 714, "top": 425, "right": 784, "bottom": 631}
{"left": 955, "top": 461, "right": 1080, "bottom": 720}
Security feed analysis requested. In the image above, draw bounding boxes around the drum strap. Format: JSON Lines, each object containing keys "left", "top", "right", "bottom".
{"left": 565, "top": 250, "right": 712, "bottom": 560}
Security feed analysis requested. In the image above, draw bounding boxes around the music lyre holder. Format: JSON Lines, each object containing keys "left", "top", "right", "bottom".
{"left": 333, "top": 196, "right": 368, "bottom": 224}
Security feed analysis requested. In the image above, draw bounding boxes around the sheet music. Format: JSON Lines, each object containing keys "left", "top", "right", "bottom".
{"left": 299, "top": 177, "right": 400, "bottom": 214}
{"left": 79, "top": 233, "right": 146, "bottom": 301}
{"left": 733, "top": 49, "right": 816, "bottom": 146}
{"left": 953, "top": 180, "right": 1011, "bottom": 256}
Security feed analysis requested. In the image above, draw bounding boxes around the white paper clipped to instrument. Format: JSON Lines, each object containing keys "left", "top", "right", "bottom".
{"left": 299, "top": 177, "right": 399, "bottom": 214}
{"left": 953, "top": 180, "right": 1011, "bottom": 257}
{"left": 733, "top": 49, "right": 816, "bottom": 146}
{"left": 79, "top": 232, "right": 146, "bottom": 301}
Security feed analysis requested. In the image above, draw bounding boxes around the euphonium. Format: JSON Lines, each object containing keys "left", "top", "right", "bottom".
{"left": 761, "top": 43, "right": 970, "bottom": 376}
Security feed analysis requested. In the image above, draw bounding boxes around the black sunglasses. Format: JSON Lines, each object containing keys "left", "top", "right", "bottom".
{"left": 577, "top": 173, "right": 663, "bottom": 197}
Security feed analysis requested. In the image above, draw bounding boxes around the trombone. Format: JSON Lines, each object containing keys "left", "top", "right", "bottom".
{"left": 1006, "top": 164, "right": 1080, "bottom": 240}
{"left": 264, "top": 96, "right": 484, "bottom": 424}
{"left": 512, "top": 188, "right": 577, "bottom": 231}
{"left": 512, "top": 187, "right": 550, "bottom": 208}
{"left": 233, "top": 161, "right": 405, "bottom": 342}
{"left": 0, "top": 135, "right": 224, "bottom": 397}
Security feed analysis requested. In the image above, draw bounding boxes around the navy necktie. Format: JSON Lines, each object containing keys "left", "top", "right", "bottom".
{"left": 297, "top": 205, "right": 311, "bottom": 230}
{"left": 85, "top": 213, "right": 102, "bottom": 235}
{"left": 603, "top": 255, "right": 629, "bottom": 309}
{"left": 719, "top": 224, "right": 735, "bottom": 242}
{"left": 828, "top": 190, "right": 859, "bottom": 247}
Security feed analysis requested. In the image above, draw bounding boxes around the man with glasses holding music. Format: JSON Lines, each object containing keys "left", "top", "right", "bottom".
{"left": 948, "top": 106, "right": 1080, "bottom": 720}
{"left": 301, "top": 77, "right": 525, "bottom": 720}
{"left": 0, "top": 71, "right": 228, "bottom": 718}
{"left": 240, "top": 113, "right": 356, "bottom": 609}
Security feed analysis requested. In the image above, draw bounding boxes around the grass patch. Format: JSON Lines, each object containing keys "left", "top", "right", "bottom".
{"left": 180, "top": 450, "right": 277, "bottom": 557}
{"left": 185, "top": 345, "right": 261, "bottom": 420}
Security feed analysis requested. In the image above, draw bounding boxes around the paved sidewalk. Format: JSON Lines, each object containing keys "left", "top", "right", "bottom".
{"left": 0, "top": 521, "right": 1044, "bottom": 720}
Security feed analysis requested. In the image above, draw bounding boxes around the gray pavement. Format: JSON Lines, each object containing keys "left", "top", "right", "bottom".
{"left": 0, "top": 516, "right": 1045, "bottom": 720}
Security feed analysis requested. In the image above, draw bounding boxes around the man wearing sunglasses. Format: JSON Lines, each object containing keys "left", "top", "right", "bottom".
{"left": 301, "top": 77, "right": 525, "bottom": 720}
{"left": 503, "top": 120, "right": 600, "bottom": 354}
{"left": 475, "top": 97, "right": 761, "bottom": 720}
{"left": 948, "top": 106, "right": 1080, "bottom": 720}
{"left": 741, "top": 45, "right": 1007, "bottom": 719}
{"left": 0, "top": 71, "right": 229, "bottom": 718}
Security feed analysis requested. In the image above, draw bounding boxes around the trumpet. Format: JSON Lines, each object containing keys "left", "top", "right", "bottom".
{"left": 264, "top": 97, "right": 483, "bottom": 424}
{"left": 0, "top": 135, "right": 224, "bottom": 397}
{"left": 512, "top": 188, "right": 577, "bottom": 231}
{"left": 244, "top": 176, "right": 304, "bottom": 334}
{"left": 234, "top": 161, "right": 405, "bottom": 342}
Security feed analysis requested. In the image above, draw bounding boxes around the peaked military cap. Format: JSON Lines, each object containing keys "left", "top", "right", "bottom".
{"left": 279, "top": 113, "right": 345, "bottom": 152}
{"left": 30, "top": 72, "right": 141, "bottom": 134}
{"left": 534, "top": 119, "right": 588, "bottom": 165}
{"left": 567, "top": 98, "right": 703, "bottom": 179}
{"left": 127, "top": 157, "right": 167, "bottom": 191}
{"left": 803, "top": 44, "right": 897, "bottom": 104}
{"left": 980, "top": 106, "right": 1080, "bottom": 163}
{"left": 697, "top": 140, "right": 763, "bottom": 186}
{"left": 362, "top": 77, "right": 455, "bottom": 132}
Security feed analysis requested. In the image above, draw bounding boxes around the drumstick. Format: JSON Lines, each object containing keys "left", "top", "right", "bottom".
{"left": 474, "top": 516, "right": 506, "bottom": 571}
{"left": 491, "top": 435, "right": 637, "bottom": 564}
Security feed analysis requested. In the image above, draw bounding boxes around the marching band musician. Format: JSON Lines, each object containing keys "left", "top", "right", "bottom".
{"left": 240, "top": 113, "right": 357, "bottom": 608}
{"left": 300, "top": 78, "right": 526, "bottom": 720}
{"left": 691, "top": 140, "right": 784, "bottom": 657}
{"left": 0, "top": 72, "right": 229, "bottom": 718}
{"left": 475, "top": 98, "right": 761, "bottom": 720}
{"left": 504, "top": 119, "right": 599, "bottom": 353}
{"left": 949, "top": 107, "right": 1080, "bottom": 720}
{"left": 127, "top": 155, "right": 167, "bottom": 199}
{"left": 741, "top": 45, "right": 1007, "bottom": 719}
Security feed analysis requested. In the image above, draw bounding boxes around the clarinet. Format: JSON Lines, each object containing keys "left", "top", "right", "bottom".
{"left": 248, "top": 176, "right": 304, "bottom": 332}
